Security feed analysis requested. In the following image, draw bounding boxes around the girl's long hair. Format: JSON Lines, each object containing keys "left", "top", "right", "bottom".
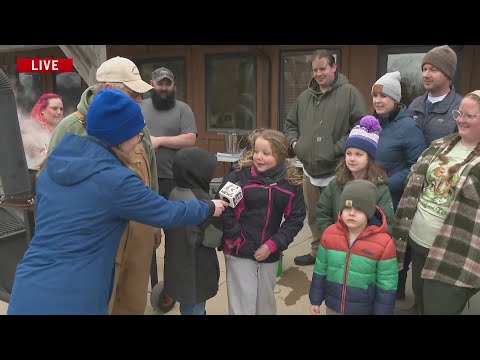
{"left": 335, "top": 154, "right": 388, "bottom": 186}
{"left": 236, "top": 128, "right": 302, "bottom": 185}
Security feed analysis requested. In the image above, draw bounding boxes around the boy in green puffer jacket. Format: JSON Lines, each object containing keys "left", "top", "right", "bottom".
{"left": 310, "top": 179, "right": 398, "bottom": 315}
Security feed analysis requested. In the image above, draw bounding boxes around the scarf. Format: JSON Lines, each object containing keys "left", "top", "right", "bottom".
{"left": 253, "top": 161, "right": 287, "bottom": 186}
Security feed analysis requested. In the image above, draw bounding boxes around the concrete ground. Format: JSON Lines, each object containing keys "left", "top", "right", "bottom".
{"left": 2, "top": 218, "right": 480, "bottom": 315}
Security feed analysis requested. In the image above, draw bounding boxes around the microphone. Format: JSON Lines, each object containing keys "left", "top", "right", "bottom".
{"left": 218, "top": 181, "right": 243, "bottom": 208}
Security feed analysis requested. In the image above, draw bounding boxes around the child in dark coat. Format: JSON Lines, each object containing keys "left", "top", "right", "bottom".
{"left": 163, "top": 147, "right": 223, "bottom": 315}
{"left": 220, "top": 129, "right": 306, "bottom": 315}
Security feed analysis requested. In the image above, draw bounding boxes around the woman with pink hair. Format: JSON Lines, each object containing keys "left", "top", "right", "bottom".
{"left": 20, "top": 93, "right": 64, "bottom": 171}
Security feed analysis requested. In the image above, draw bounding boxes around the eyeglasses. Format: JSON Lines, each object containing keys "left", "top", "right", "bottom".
{"left": 124, "top": 87, "right": 142, "bottom": 100}
{"left": 138, "top": 132, "right": 144, "bottom": 142}
{"left": 452, "top": 110, "right": 480, "bottom": 121}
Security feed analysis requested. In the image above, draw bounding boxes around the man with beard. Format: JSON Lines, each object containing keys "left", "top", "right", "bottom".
{"left": 141, "top": 68, "right": 197, "bottom": 312}
{"left": 142, "top": 67, "right": 197, "bottom": 199}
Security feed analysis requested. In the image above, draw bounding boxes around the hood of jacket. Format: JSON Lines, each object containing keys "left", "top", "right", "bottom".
{"left": 172, "top": 147, "right": 217, "bottom": 193}
{"left": 308, "top": 72, "right": 349, "bottom": 97}
{"left": 77, "top": 86, "right": 95, "bottom": 115}
{"left": 46, "top": 132, "right": 120, "bottom": 186}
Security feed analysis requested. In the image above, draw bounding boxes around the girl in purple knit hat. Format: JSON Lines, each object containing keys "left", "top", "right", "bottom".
{"left": 314, "top": 115, "right": 396, "bottom": 257}
{"left": 310, "top": 114, "right": 398, "bottom": 314}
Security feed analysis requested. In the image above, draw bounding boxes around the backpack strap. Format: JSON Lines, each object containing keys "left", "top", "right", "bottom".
{"left": 72, "top": 110, "right": 86, "bottom": 128}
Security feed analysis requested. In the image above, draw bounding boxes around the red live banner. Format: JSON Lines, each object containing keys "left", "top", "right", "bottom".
{"left": 17, "top": 58, "right": 74, "bottom": 72}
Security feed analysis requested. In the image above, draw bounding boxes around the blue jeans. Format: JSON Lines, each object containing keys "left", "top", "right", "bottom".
{"left": 179, "top": 302, "right": 206, "bottom": 315}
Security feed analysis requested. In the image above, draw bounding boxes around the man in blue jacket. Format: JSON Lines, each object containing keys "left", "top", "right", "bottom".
{"left": 409, "top": 45, "right": 463, "bottom": 146}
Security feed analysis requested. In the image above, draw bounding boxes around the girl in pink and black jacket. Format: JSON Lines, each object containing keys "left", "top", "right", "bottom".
{"left": 219, "top": 129, "right": 306, "bottom": 315}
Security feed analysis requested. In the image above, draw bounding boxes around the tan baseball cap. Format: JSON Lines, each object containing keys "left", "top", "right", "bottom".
{"left": 96, "top": 56, "right": 153, "bottom": 94}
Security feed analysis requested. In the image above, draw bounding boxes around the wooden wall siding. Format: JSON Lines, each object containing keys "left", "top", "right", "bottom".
{"left": 348, "top": 45, "right": 378, "bottom": 112}
{"left": 463, "top": 45, "right": 480, "bottom": 94}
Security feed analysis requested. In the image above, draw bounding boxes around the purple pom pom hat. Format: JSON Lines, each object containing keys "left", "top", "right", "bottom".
{"left": 344, "top": 115, "right": 382, "bottom": 159}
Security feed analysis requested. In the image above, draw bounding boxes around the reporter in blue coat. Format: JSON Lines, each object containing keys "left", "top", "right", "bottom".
{"left": 7, "top": 89, "right": 227, "bottom": 315}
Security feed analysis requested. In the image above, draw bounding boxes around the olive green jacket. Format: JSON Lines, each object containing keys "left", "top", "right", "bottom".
{"left": 48, "top": 86, "right": 158, "bottom": 192}
{"left": 285, "top": 73, "right": 367, "bottom": 178}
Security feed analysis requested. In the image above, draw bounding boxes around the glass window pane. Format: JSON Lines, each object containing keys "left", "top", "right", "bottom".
{"left": 206, "top": 54, "right": 256, "bottom": 131}
{"left": 386, "top": 53, "right": 425, "bottom": 107}
{"left": 54, "top": 72, "right": 83, "bottom": 115}
{"left": 380, "top": 46, "right": 463, "bottom": 107}
{"left": 280, "top": 50, "right": 339, "bottom": 131}
{"left": 17, "top": 73, "right": 43, "bottom": 117}
{"left": 137, "top": 59, "right": 186, "bottom": 102}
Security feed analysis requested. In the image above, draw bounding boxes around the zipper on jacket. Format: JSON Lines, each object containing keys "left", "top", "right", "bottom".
{"left": 341, "top": 248, "right": 352, "bottom": 315}
{"left": 261, "top": 186, "right": 273, "bottom": 243}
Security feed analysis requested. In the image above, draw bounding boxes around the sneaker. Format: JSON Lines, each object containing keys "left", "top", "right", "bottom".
{"left": 294, "top": 254, "right": 316, "bottom": 266}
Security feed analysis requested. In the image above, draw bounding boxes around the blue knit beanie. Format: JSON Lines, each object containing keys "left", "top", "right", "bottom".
{"left": 86, "top": 88, "right": 145, "bottom": 145}
{"left": 344, "top": 115, "right": 382, "bottom": 159}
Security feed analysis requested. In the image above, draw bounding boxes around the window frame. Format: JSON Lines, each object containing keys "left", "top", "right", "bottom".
{"left": 135, "top": 57, "right": 187, "bottom": 102}
{"left": 15, "top": 72, "right": 46, "bottom": 117}
{"left": 204, "top": 52, "right": 257, "bottom": 132}
{"left": 52, "top": 70, "right": 84, "bottom": 115}
{"left": 278, "top": 48, "right": 341, "bottom": 131}
{"left": 378, "top": 45, "right": 463, "bottom": 100}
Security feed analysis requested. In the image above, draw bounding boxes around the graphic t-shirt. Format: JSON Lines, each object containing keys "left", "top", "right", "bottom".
{"left": 409, "top": 141, "right": 473, "bottom": 248}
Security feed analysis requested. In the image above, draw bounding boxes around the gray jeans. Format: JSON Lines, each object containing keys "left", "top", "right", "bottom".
{"left": 224, "top": 254, "right": 278, "bottom": 315}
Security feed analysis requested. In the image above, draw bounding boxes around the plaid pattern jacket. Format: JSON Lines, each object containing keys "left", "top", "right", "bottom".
{"left": 394, "top": 133, "right": 480, "bottom": 288}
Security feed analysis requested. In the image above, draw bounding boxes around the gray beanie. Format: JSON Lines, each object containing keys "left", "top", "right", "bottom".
{"left": 422, "top": 45, "right": 457, "bottom": 80}
{"left": 372, "top": 71, "right": 402, "bottom": 103}
{"left": 340, "top": 179, "right": 378, "bottom": 219}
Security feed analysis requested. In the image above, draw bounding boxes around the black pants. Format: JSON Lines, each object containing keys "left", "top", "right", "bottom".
{"left": 410, "top": 240, "right": 480, "bottom": 314}
{"left": 410, "top": 240, "right": 429, "bottom": 314}
{"left": 397, "top": 243, "right": 412, "bottom": 296}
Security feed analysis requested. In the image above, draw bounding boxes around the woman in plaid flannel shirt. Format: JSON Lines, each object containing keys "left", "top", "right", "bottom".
{"left": 394, "top": 90, "right": 480, "bottom": 315}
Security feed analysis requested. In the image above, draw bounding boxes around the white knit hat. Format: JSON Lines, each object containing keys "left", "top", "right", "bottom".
{"left": 371, "top": 71, "right": 402, "bottom": 103}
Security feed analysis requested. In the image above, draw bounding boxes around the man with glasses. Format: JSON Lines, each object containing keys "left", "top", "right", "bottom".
{"left": 409, "top": 45, "right": 463, "bottom": 146}
{"left": 48, "top": 56, "right": 163, "bottom": 315}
